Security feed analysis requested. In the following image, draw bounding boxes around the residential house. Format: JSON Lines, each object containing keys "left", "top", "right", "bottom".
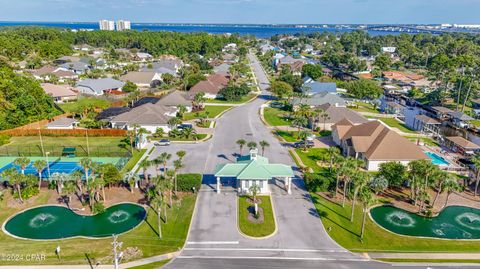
{"left": 259, "top": 44, "right": 275, "bottom": 55}
{"left": 76, "top": 78, "right": 125, "bottom": 96}
{"left": 290, "top": 61, "right": 305, "bottom": 76}
{"left": 29, "top": 65, "right": 78, "bottom": 81}
{"left": 110, "top": 103, "right": 176, "bottom": 133}
{"left": 46, "top": 117, "right": 78, "bottom": 130}
{"left": 134, "top": 52, "right": 154, "bottom": 62}
{"left": 310, "top": 103, "right": 368, "bottom": 131}
{"left": 54, "top": 56, "right": 80, "bottom": 65}
{"left": 156, "top": 90, "right": 193, "bottom": 114}
{"left": 189, "top": 73, "right": 230, "bottom": 99}
{"left": 381, "top": 47, "right": 397, "bottom": 54}
{"left": 384, "top": 101, "right": 405, "bottom": 117}
{"left": 444, "top": 136, "right": 480, "bottom": 155}
{"left": 213, "top": 63, "right": 231, "bottom": 75}
{"left": 431, "top": 106, "right": 454, "bottom": 120}
{"left": 140, "top": 58, "right": 184, "bottom": 76}
{"left": 223, "top": 53, "right": 238, "bottom": 64}
{"left": 292, "top": 92, "right": 346, "bottom": 108}
{"left": 332, "top": 120, "right": 428, "bottom": 171}
{"left": 411, "top": 114, "right": 441, "bottom": 136}
{"left": 301, "top": 81, "right": 337, "bottom": 95}
{"left": 41, "top": 83, "right": 78, "bottom": 103}
{"left": 448, "top": 111, "right": 474, "bottom": 128}
{"left": 120, "top": 71, "right": 162, "bottom": 87}
{"left": 59, "top": 61, "right": 90, "bottom": 74}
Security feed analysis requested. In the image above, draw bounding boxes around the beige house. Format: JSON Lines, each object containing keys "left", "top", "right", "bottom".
{"left": 41, "top": 83, "right": 78, "bottom": 103}
{"left": 311, "top": 104, "right": 368, "bottom": 131}
{"left": 332, "top": 119, "right": 428, "bottom": 171}
{"left": 120, "top": 71, "right": 162, "bottom": 87}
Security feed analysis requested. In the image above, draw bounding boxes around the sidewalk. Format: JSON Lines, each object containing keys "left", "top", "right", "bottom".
{"left": 0, "top": 251, "right": 178, "bottom": 269}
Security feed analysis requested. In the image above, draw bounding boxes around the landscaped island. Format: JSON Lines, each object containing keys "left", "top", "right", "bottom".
{"left": 238, "top": 195, "right": 276, "bottom": 238}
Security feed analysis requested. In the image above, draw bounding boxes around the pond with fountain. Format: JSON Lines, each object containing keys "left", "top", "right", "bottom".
{"left": 2, "top": 203, "right": 146, "bottom": 240}
{"left": 370, "top": 205, "right": 480, "bottom": 239}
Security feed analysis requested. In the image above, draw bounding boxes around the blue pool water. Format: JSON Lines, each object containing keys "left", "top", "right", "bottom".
{"left": 0, "top": 161, "right": 92, "bottom": 179}
{"left": 425, "top": 151, "right": 449, "bottom": 166}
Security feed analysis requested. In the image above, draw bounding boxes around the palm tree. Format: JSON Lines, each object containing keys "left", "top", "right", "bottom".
{"left": 63, "top": 181, "right": 76, "bottom": 208}
{"left": 32, "top": 160, "right": 47, "bottom": 190}
{"left": 151, "top": 157, "right": 162, "bottom": 177}
{"left": 326, "top": 147, "right": 341, "bottom": 172}
{"left": 334, "top": 155, "right": 346, "bottom": 198}
{"left": 443, "top": 176, "right": 462, "bottom": 209}
{"left": 183, "top": 127, "right": 197, "bottom": 140}
{"left": 157, "top": 152, "right": 172, "bottom": 177}
{"left": 247, "top": 141, "right": 257, "bottom": 150}
{"left": 177, "top": 105, "right": 187, "bottom": 118}
{"left": 431, "top": 170, "right": 448, "bottom": 207}
{"left": 14, "top": 157, "right": 30, "bottom": 175}
{"left": 168, "top": 117, "right": 182, "bottom": 130}
{"left": 259, "top": 140, "right": 270, "bottom": 156}
{"left": 128, "top": 174, "right": 137, "bottom": 194}
{"left": 340, "top": 157, "right": 357, "bottom": 207}
{"left": 319, "top": 111, "right": 330, "bottom": 131}
{"left": 359, "top": 186, "right": 376, "bottom": 239}
{"left": 139, "top": 159, "right": 151, "bottom": 183}
{"left": 173, "top": 159, "right": 183, "bottom": 194}
{"left": 471, "top": 155, "right": 480, "bottom": 196}
{"left": 72, "top": 170, "right": 84, "bottom": 203}
{"left": 176, "top": 150, "right": 186, "bottom": 161}
{"left": 298, "top": 130, "right": 311, "bottom": 151}
{"left": 249, "top": 184, "right": 261, "bottom": 215}
{"left": 79, "top": 157, "right": 93, "bottom": 183}
{"left": 126, "top": 130, "right": 136, "bottom": 156}
{"left": 152, "top": 195, "right": 163, "bottom": 238}
{"left": 1, "top": 168, "right": 23, "bottom": 202}
{"left": 236, "top": 139, "right": 247, "bottom": 155}
{"left": 350, "top": 172, "right": 370, "bottom": 222}
{"left": 292, "top": 117, "right": 308, "bottom": 135}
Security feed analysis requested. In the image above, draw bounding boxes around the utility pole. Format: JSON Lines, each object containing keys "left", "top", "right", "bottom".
{"left": 112, "top": 234, "right": 123, "bottom": 269}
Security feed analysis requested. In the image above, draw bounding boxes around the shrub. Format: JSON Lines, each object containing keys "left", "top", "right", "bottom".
{"left": 92, "top": 201, "right": 106, "bottom": 214}
{"left": 0, "top": 134, "right": 10, "bottom": 146}
{"left": 176, "top": 173, "right": 202, "bottom": 192}
{"left": 304, "top": 170, "right": 336, "bottom": 192}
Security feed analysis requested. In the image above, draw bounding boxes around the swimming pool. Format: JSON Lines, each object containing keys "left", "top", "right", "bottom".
{"left": 425, "top": 151, "right": 449, "bottom": 166}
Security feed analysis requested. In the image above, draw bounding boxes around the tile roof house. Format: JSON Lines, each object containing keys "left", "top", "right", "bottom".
{"left": 311, "top": 103, "right": 368, "bottom": 131}
{"left": 120, "top": 71, "right": 162, "bottom": 87}
{"left": 29, "top": 65, "right": 78, "bottom": 81}
{"left": 41, "top": 83, "right": 78, "bottom": 103}
{"left": 76, "top": 78, "right": 125, "bottom": 96}
{"left": 110, "top": 103, "right": 176, "bottom": 133}
{"left": 332, "top": 120, "right": 428, "bottom": 171}
{"left": 189, "top": 73, "right": 230, "bottom": 99}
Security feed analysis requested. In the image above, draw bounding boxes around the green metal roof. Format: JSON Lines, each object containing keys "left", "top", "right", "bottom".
{"left": 214, "top": 154, "right": 294, "bottom": 180}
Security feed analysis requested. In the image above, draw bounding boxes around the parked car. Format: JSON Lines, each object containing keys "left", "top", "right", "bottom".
{"left": 154, "top": 139, "right": 171, "bottom": 146}
{"left": 270, "top": 102, "right": 284, "bottom": 108}
{"left": 294, "top": 141, "right": 314, "bottom": 148}
{"left": 178, "top": 123, "right": 193, "bottom": 129}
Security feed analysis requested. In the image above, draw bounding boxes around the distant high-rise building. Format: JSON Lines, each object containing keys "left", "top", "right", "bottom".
{"left": 116, "top": 20, "right": 131, "bottom": 31}
{"left": 99, "top": 20, "right": 115, "bottom": 31}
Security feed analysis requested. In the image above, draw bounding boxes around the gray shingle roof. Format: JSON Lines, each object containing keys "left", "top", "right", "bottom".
{"left": 292, "top": 92, "right": 346, "bottom": 107}
{"left": 302, "top": 82, "right": 337, "bottom": 95}
{"left": 156, "top": 91, "right": 192, "bottom": 107}
{"left": 46, "top": 117, "right": 77, "bottom": 128}
{"left": 60, "top": 61, "right": 90, "bottom": 72}
{"left": 110, "top": 103, "right": 174, "bottom": 125}
{"left": 76, "top": 78, "right": 125, "bottom": 95}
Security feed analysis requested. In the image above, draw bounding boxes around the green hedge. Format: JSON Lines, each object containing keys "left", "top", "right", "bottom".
{"left": 304, "top": 169, "right": 336, "bottom": 192}
{"left": 177, "top": 173, "right": 202, "bottom": 192}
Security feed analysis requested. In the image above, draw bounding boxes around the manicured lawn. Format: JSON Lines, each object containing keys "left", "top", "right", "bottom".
{"left": 469, "top": 119, "right": 480, "bottom": 128}
{"left": 405, "top": 137, "right": 440, "bottom": 147}
{"left": 263, "top": 107, "right": 291, "bottom": 126}
{"left": 349, "top": 102, "right": 380, "bottom": 114}
{"left": 0, "top": 192, "right": 196, "bottom": 265}
{"left": 205, "top": 93, "right": 257, "bottom": 104}
{"left": 183, "top": 106, "right": 232, "bottom": 120}
{"left": 121, "top": 149, "right": 147, "bottom": 173}
{"left": 294, "top": 148, "right": 328, "bottom": 173}
{"left": 127, "top": 259, "right": 171, "bottom": 269}
{"left": 368, "top": 117, "right": 416, "bottom": 134}
{"left": 0, "top": 136, "right": 128, "bottom": 157}
{"left": 275, "top": 130, "right": 299, "bottom": 142}
{"left": 310, "top": 193, "right": 480, "bottom": 252}
{"left": 238, "top": 196, "right": 275, "bottom": 237}
{"left": 167, "top": 134, "right": 208, "bottom": 141}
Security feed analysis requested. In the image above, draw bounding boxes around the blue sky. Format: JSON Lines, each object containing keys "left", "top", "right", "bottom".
{"left": 0, "top": 0, "right": 478, "bottom": 24}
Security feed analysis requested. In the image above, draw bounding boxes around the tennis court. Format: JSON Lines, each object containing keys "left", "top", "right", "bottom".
{"left": 0, "top": 157, "right": 126, "bottom": 180}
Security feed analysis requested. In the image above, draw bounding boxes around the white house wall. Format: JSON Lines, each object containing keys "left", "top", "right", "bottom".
{"left": 366, "top": 160, "right": 411, "bottom": 171}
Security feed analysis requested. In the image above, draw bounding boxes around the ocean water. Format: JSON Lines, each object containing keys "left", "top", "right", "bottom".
{"left": 0, "top": 21, "right": 404, "bottom": 38}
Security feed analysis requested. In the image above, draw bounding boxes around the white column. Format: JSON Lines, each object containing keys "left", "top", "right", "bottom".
{"left": 216, "top": 177, "right": 221, "bottom": 194}
{"left": 287, "top": 177, "right": 292, "bottom": 195}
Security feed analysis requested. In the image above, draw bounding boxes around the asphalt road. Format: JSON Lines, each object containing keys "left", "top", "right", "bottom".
{"left": 161, "top": 53, "right": 470, "bottom": 269}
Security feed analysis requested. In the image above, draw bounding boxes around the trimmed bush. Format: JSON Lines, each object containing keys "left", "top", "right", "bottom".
{"left": 177, "top": 173, "right": 202, "bottom": 192}
{"left": 304, "top": 169, "right": 336, "bottom": 192}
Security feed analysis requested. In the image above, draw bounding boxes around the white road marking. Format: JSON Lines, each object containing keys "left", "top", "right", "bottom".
{"left": 183, "top": 248, "right": 348, "bottom": 253}
{"left": 186, "top": 241, "right": 240, "bottom": 245}
{"left": 176, "top": 256, "right": 369, "bottom": 261}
